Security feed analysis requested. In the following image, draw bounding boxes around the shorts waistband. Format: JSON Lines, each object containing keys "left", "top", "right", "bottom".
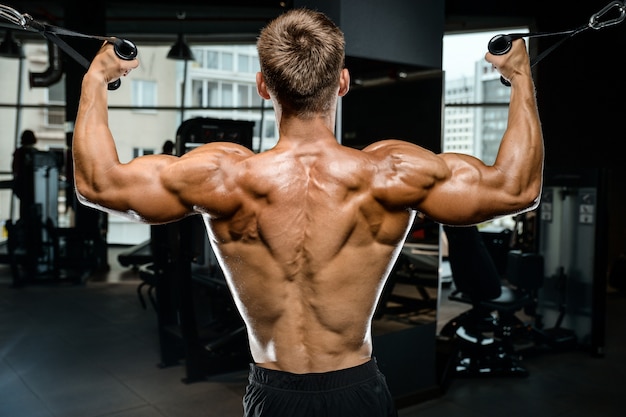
{"left": 249, "top": 358, "right": 380, "bottom": 392}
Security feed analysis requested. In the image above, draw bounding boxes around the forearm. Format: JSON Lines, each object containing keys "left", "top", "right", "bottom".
{"left": 494, "top": 74, "right": 544, "bottom": 207}
{"left": 73, "top": 71, "right": 121, "bottom": 203}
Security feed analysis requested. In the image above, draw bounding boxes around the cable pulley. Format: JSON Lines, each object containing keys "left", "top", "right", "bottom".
{"left": 1, "top": 3, "right": 137, "bottom": 90}
{"left": 488, "top": 1, "right": 626, "bottom": 86}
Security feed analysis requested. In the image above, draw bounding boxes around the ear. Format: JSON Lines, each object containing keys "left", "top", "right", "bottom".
{"left": 256, "top": 72, "right": 271, "bottom": 100}
{"left": 338, "top": 68, "right": 350, "bottom": 97}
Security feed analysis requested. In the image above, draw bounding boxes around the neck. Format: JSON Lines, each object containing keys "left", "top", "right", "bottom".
{"left": 278, "top": 111, "right": 337, "bottom": 141}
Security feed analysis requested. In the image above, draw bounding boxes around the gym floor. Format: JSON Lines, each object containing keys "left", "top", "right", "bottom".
{"left": 0, "top": 245, "right": 624, "bottom": 417}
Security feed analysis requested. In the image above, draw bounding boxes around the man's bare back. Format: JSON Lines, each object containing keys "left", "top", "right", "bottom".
{"left": 199, "top": 133, "right": 417, "bottom": 373}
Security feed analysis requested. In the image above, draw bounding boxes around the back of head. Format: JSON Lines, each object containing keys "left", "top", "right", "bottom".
{"left": 257, "top": 8, "right": 345, "bottom": 117}
{"left": 21, "top": 130, "right": 37, "bottom": 146}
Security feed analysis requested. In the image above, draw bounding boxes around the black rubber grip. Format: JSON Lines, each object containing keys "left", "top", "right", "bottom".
{"left": 107, "top": 38, "right": 137, "bottom": 90}
{"left": 113, "top": 38, "right": 138, "bottom": 60}
{"left": 488, "top": 34, "right": 514, "bottom": 55}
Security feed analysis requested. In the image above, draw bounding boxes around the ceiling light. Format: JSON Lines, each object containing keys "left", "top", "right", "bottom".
{"left": 167, "top": 32, "right": 194, "bottom": 61}
{"left": 167, "top": 12, "right": 194, "bottom": 61}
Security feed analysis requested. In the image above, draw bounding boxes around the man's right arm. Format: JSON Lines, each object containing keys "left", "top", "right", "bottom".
{"left": 368, "top": 39, "right": 543, "bottom": 226}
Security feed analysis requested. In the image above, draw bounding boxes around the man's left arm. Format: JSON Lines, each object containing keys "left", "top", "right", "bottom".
{"left": 72, "top": 43, "right": 191, "bottom": 223}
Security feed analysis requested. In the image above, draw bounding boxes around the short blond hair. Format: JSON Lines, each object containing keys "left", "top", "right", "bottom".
{"left": 257, "top": 8, "right": 345, "bottom": 117}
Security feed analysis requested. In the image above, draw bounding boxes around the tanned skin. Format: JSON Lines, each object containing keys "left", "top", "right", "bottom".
{"left": 73, "top": 12, "right": 542, "bottom": 374}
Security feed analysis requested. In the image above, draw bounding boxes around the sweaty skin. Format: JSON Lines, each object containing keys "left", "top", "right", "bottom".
{"left": 73, "top": 38, "right": 542, "bottom": 374}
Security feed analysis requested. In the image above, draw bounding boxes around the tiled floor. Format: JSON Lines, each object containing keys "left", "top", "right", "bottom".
{"left": 1, "top": 245, "right": 624, "bottom": 417}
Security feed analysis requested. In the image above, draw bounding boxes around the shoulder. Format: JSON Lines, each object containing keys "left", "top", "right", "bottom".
{"left": 162, "top": 142, "right": 255, "bottom": 215}
{"left": 164, "top": 142, "right": 255, "bottom": 190}
{"left": 358, "top": 139, "right": 451, "bottom": 208}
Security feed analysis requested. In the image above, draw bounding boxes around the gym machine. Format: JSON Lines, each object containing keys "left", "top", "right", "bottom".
{"left": 536, "top": 168, "right": 608, "bottom": 356}
{"left": 4, "top": 148, "right": 108, "bottom": 287}
{"left": 5, "top": 150, "right": 59, "bottom": 284}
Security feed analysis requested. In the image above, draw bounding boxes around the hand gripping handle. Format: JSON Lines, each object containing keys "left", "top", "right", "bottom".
{"left": 107, "top": 38, "right": 138, "bottom": 91}
{"left": 488, "top": 34, "right": 518, "bottom": 55}
{"left": 487, "top": 34, "right": 527, "bottom": 86}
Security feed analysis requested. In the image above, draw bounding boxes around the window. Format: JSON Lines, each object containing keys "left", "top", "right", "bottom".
{"left": 238, "top": 54, "right": 251, "bottom": 73}
{"left": 222, "top": 83, "right": 233, "bottom": 107}
{"left": 45, "top": 75, "right": 66, "bottom": 128}
{"left": 48, "top": 76, "right": 65, "bottom": 102}
{"left": 251, "top": 56, "right": 260, "bottom": 73}
{"left": 206, "top": 50, "right": 219, "bottom": 69}
{"left": 237, "top": 85, "right": 248, "bottom": 107}
{"left": 192, "top": 80, "right": 203, "bottom": 107}
{"left": 131, "top": 79, "right": 157, "bottom": 110}
{"left": 222, "top": 52, "right": 233, "bottom": 71}
{"left": 207, "top": 81, "right": 219, "bottom": 107}
{"left": 237, "top": 50, "right": 260, "bottom": 73}
{"left": 263, "top": 121, "right": 275, "bottom": 139}
{"left": 192, "top": 49, "right": 204, "bottom": 66}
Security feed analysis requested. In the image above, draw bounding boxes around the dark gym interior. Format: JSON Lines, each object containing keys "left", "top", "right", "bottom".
{"left": 1, "top": 1, "right": 625, "bottom": 416}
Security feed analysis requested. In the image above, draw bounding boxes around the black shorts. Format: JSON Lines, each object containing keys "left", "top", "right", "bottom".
{"left": 243, "top": 358, "right": 397, "bottom": 417}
